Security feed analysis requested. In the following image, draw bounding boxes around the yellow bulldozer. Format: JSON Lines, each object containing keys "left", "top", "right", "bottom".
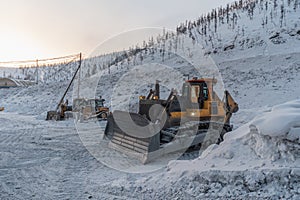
{"left": 104, "top": 77, "right": 238, "bottom": 164}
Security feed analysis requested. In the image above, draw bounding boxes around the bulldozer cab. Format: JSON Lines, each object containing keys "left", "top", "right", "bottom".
{"left": 181, "top": 78, "right": 216, "bottom": 109}
{"left": 182, "top": 80, "right": 209, "bottom": 109}
{"left": 180, "top": 78, "right": 227, "bottom": 121}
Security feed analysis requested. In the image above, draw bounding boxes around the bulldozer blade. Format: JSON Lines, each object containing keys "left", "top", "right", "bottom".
{"left": 104, "top": 110, "right": 162, "bottom": 163}
{"left": 104, "top": 111, "right": 226, "bottom": 164}
{"left": 106, "top": 124, "right": 208, "bottom": 164}
{"left": 46, "top": 111, "right": 60, "bottom": 120}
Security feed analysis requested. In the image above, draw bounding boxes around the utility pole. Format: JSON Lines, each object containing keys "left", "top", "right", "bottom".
{"left": 36, "top": 59, "right": 39, "bottom": 84}
{"left": 77, "top": 53, "right": 82, "bottom": 98}
{"left": 56, "top": 53, "right": 82, "bottom": 111}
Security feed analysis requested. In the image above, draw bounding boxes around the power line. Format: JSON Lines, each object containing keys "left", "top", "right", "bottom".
{"left": 0, "top": 53, "right": 81, "bottom": 66}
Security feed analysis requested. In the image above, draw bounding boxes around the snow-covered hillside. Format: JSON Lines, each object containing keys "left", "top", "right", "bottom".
{"left": 179, "top": 0, "right": 300, "bottom": 57}
{"left": 0, "top": 0, "right": 300, "bottom": 199}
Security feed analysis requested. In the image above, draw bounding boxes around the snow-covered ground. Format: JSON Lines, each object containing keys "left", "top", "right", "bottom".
{"left": 1, "top": 0, "right": 300, "bottom": 199}
{"left": 1, "top": 49, "right": 299, "bottom": 199}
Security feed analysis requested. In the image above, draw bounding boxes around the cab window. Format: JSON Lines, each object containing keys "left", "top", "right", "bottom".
{"left": 202, "top": 85, "right": 208, "bottom": 100}
{"left": 182, "top": 84, "right": 189, "bottom": 97}
{"left": 191, "top": 85, "right": 200, "bottom": 103}
{"left": 95, "top": 100, "right": 104, "bottom": 107}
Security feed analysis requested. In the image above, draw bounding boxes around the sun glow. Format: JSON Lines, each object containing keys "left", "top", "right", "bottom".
{"left": 0, "top": 31, "right": 46, "bottom": 64}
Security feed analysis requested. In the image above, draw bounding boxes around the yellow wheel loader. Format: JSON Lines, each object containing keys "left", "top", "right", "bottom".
{"left": 104, "top": 78, "right": 238, "bottom": 164}
{"left": 73, "top": 98, "right": 109, "bottom": 121}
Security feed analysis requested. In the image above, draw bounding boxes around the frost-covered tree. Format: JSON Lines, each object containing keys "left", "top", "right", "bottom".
{"left": 274, "top": 0, "right": 278, "bottom": 10}
{"left": 139, "top": 53, "right": 143, "bottom": 64}
{"left": 280, "top": 4, "right": 285, "bottom": 27}
{"left": 226, "top": 4, "right": 230, "bottom": 24}
{"left": 91, "top": 64, "right": 97, "bottom": 75}
{"left": 295, "top": 0, "right": 299, "bottom": 11}
{"left": 214, "top": 9, "right": 218, "bottom": 32}
{"left": 239, "top": 0, "right": 243, "bottom": 9}
{"left": 174, "top": 35, "right": 178, "bottom": 53}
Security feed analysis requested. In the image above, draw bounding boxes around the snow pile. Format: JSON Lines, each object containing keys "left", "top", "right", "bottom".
{"left": 168, "top": 99, "right": 300, "bottom": 172}
{"left": 251, "top": 100, "right": 300, "bottom": 138}
{"left": 248, "top": 100, "right": 300, "bottom": 163}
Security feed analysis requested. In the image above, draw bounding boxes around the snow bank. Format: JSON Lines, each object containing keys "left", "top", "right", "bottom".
{"left": 169, "top": 99, "right": 300, "bottom": 172}
{"left": 246, "top": 100, "right": 300, "bottom": 163}
{"left": 251, "top": 100, "right": 300, "bottom": 138}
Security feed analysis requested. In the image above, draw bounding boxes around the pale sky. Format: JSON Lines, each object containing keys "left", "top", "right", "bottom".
{"left": 0, "top": 0, "right": 234, "bottom": 61}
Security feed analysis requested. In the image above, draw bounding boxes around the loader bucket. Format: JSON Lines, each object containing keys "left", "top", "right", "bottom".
{"left": 104, "top": 110, "right": 162, "bottom": 164}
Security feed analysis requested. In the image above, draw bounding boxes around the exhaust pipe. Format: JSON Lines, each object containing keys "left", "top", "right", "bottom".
{"left": 155, "top": 80, "right": 160, "bottom": 99}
